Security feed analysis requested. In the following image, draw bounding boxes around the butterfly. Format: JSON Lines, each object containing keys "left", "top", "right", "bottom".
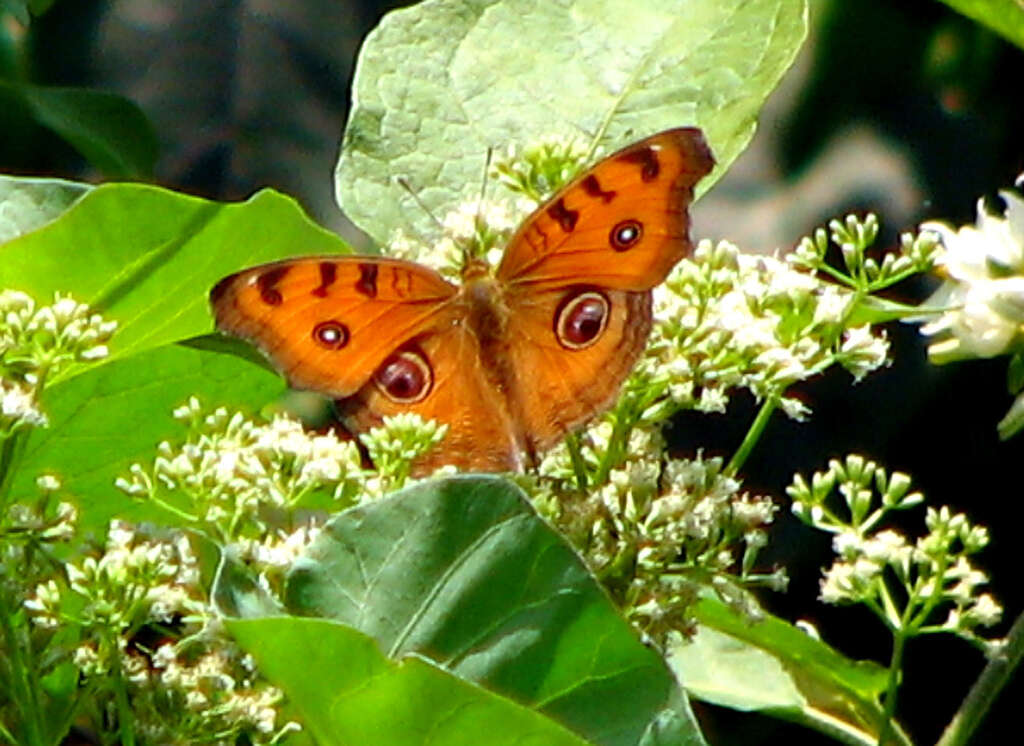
{"left": 210, "top": 127, "right": 714, "bottom": 473}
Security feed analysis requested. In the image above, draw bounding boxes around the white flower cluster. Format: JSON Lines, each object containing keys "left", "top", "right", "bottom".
{"left": 532, "top": 427, "right": 780, "bottom": 643}
{"left": 0, "top": 289, "right": 117, "bottom": 373}
{"left": 919, "top": 176, "right": 1024, "bottom": 362}
{"left": 24, "top": 520, "right": 202, "bottom": 631}
{"left": 2, "top": 475, "right": 76, "bottom": 562}
{"left": 358, "top": 411, "right": 450, "bottom": 493}
{"left": 24, "top": 520, "right": 298, "bottom": 744}
{"left": 388, "top": 195, "right": 535, "bottom": 279}
{"left": 1, "top": 290, "right": 116, "bottom": 434}
{"left": 790, "top": 456, "right": 1001, "bottom": 646}
{"left": 387, "top": 135, "right": 595, "bottom": 278}
{"left": 639, "top": 239, "right": 891, "bottom": 422}
{"left": 115, "top": 397, "right": 366, "bottom": 539}
{"left": 133, "top": 646, "right": 296, "bottom": 743}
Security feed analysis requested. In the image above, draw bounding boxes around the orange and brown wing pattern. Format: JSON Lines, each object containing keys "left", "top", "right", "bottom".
{"left": 502, "top": 286, "right": 653, "bottom": 455}
{"left": 336, "top": 325, "right": 527, "bottom": 473}
{"left": 210, "top": 256, "right": 458, "bottom": 397}
{"left": 496, "top": 128, "right": 714, "bottom": 292}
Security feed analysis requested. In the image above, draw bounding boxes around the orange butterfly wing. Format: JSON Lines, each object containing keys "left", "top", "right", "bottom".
{"left": 497, "top": 128, "right": 714, "bottom": 451}
{"left": 497, "top": 127, "right": 714, "bottom": 292}
{"left": 209, "top": 128, "right": 714, "bottom": 473}
{"left": 210, "top": 257, "right": 457, "bottom": 397}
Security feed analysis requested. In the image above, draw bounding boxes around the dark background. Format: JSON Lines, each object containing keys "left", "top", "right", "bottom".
{"left": 2, "top": 1, "right": 1022, "bottom": 744}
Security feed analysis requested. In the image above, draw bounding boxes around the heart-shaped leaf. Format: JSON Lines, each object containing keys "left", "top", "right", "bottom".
{"left": 336, "top": 0, "right": 808, "bottom": 247}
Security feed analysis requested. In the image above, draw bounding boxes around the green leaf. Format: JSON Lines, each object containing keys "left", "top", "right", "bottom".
{"left": 282, "top": 475, "right": 707, "bottom": 746}
{"left": 0, "top": 81, "right": 157, "bottom": 178}
{"left": 8, "top": 343, "right": 283, "bottom": 534}
{"left": 671, "top": 597, "right": 911, "bottom": 746}
{"left": 228, "top": 617, "right": 590, "bottom": 746}
{"left": 938, "top": 0, "right": 1024, "bottom": 51}
{"left": 0, "top": 182, "right": 350, "bottom": 383}
{"left": 0, "top": 174, "right": 91, "bottom": 243}
{"left": 336, "top": 0, "right": 808, "bottom": 246}
{"left": 1007, "top": 351, "right": 1024, "bottom": 395}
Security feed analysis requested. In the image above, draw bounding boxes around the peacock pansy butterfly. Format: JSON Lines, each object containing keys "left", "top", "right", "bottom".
{"left": 210, "top": 128, "right": 714, "bottom": 472}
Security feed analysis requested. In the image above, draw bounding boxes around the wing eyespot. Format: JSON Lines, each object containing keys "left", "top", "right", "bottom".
{"left": 554, "top": 290, "right": 610, "bottom": 350}
{"left": 610, "top": 219, "right": 643, "bottom": 252}
{"left": 374, "top": 349, "right": 433, "bottom": 403}
{"left": 312, "top": 321, "right": 350, "bottom": 350}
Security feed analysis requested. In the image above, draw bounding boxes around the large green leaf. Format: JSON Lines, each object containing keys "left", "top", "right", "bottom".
{"left": 0, "top": 175, "right": 91, "bottom": 243}
{"left": 0, "top": 81, "right": 157, "bottom": 178}
{"left": 281, "top": 475, "right": 707, "bottom": 746}
{"left": 228, "top": 617, "right": 590, "bottom": 746}
{"left": 0, "top": 182, "right": 350, "bottom": 384}
{"left": 8, "top": 343, "right": 283, "bottom": 534}
{"left": 670, "top": 597, "right": 911, "bottom": 746}
{"left": 938, "top": 0, "right": 1024, "bottom": 51}
{"left": 336, "top": 0, "right": 808, "bottom": 247}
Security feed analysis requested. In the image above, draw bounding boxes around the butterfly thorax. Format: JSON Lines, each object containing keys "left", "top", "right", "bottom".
{"left": 459, "top": 273, "right": 512, "bottom": 368}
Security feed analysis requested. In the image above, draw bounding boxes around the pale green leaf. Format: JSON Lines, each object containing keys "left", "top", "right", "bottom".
{"left": 336, "top": 0, "right": 808, "bottom": 246}
{"left": 0, "top": 175, "right": 90, "bottom": 244}
{"left": 671, "top": 597, "right": 911, "bottom": 746}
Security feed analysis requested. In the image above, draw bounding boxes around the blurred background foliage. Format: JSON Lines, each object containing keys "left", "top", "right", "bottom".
{"left": 1, "top": 1, "right": 1022, "bottom": 744}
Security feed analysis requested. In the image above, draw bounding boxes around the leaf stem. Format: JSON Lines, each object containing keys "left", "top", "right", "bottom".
{"left": 935, "top": 607, "right": 1024, "bottom": 746}
{"left": 725, "top": 395, "right": 777, "bottom": 476}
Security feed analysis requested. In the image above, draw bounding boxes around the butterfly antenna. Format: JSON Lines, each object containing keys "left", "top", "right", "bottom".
{"left": 395, "top": 177, "right": 446, "bottom": 235}
{"left": 471, "top": 147, "right": 495, "bottom": 264}
{"left": 396, "top": 176, "right": 475, "bottom": 260}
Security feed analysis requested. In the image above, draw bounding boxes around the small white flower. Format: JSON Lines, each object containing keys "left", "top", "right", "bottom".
{"left": 840, "top": 325, "right": 890, "bottom": 381}
{"left": 918, "top": 179, "right": 1024, "bottom": 361}
{"left": 1, "top": 380, "right": 47, "bottom": 428}
{"left": 35, "top": 474, "right": 61, "bottom": 492}
{"left": 78, "top": 344, "right": 109, "bottom": 360}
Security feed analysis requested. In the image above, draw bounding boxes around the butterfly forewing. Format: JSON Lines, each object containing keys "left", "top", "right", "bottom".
{"left": 210, "top": 256, "right": 458, "bottom": 397}
{"left": 496, "top": 128, "right": 714, "bottom": 292}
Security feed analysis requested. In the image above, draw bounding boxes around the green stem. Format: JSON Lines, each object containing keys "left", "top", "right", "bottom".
{"left": 935, "top": 607, "right": 1024, "bottom": 746}
{"left": 0, "top": 592, "right": 44, "bottom": 746}
{"left": 0, "top": 431, "right": 28, "bottom": 510}
{"left": 725, "top": 396, "right": 778, "bottom": 477}
{"left": 593, "top": 408, "right": 634, "bottom": 486}
{"left": 109, "top": 639, "right": 136, "bottom": 746}
{"left": 564, "top": 432, "right": 588, "bottom": 491}
{"left": 878, "top": 629, "right": 908, "bottom": 745}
